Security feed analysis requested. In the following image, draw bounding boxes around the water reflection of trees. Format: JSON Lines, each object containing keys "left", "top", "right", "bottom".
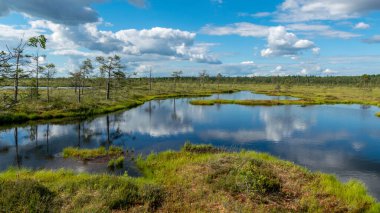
{"left": 1, "top": 98, "right": 195, "bottom": 170}
{"left": 28, "top": 126, "right": 38, "bottom": 146}
{"left": 45, "top": 124, "right": 50, "bottom": 153}
{"left": 14, "top": 127, "right": 21, "bottom": 168}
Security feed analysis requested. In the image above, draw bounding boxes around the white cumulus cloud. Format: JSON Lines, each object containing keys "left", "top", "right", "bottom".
{"left": 261, "top": 26, "right": 315, "bottom": 57}
{"left": 27, "top": 20, "right": 221, "bottom": 64}
{"left": 201, "top": 23, "right": 317, "bottom": 57}
{"left": 354, "top": 22, "right": 370, "bottom": 29}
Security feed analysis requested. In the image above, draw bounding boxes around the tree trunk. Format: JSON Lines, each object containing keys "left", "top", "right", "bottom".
{"left": 77, "top": 123, "right": 81, "bottom": 147}
{"left": 14, "top": 127, "right": 20, "bottom": 168}
{"left": 106, "top": 115, "right": 110, "bottom": 145}
{"left": 14, "top": 53, "right": 20, "bottom": 103}
{"left": 81, "top": 78, "right": 84, "bottom": 95}
{"left": 36, "top": 54, "right": 39, "bottom": 99}
{"left": 106, "top": 70, "right": 111, "bottom": 100}
{"left": 47, "top": 77, "right": 50, "bottom": 102}
{"left": 46, "top": 124, "right": 50, "bottom": 153}
{"left": 78, "top": 85, "right": 81, "bottom": 103}
{"left": 149, "top": 69, "right": 152, "bottom": 92}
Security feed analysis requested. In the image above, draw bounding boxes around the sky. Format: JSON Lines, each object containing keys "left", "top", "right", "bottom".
{"left": 1, "top": 0, "right": 380, "bottom": 77}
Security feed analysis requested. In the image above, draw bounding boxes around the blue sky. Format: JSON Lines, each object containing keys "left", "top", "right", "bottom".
{"left": 1, "top": 0, "right": 380, "bottom": 77}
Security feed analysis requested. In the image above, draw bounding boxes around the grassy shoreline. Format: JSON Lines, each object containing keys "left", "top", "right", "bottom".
{"left": 0, "top": 89, "right": 236, "bottom": 125}
{"left": 251, "top": 85, "right": 380, "bottom": 107}
{"left": 0, "top": 144, "right": 379, "bottom": 212}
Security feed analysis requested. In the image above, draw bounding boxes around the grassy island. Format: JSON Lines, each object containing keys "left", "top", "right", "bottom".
{"left": 63, "top": 146, "right": 124, "bottom": 161}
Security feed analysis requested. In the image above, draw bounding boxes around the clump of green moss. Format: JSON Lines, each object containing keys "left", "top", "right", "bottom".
{"left": 63, "top": 146, "right": 123, "bottom": 160}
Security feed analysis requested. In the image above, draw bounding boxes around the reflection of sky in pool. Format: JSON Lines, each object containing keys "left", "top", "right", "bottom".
{"left": 1, "top": 91, "right": 380, "bottom": 199}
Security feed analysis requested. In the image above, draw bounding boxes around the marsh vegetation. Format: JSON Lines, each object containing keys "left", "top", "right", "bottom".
{"left": 0, "top": 144, "right": 379, "bottom": 212}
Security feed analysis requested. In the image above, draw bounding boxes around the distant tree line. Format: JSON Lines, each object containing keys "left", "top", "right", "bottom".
{"left": 160, "top": 74, "right": 380, "bottom": 88}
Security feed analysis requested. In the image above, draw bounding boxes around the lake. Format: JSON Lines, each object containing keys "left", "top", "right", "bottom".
{"left": 1, "top": 91, "right": 380, "bottom": 199}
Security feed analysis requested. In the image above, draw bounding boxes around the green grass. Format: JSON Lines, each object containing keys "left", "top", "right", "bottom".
{"left": 108, "top": 156, "right": 125, "bottom": 169}
{"left": 0, "top": 179, "right": 58, "bottom": 212}
{"left": 0, "top": 143, "right": 379, "bottom": 212}
{"left": 63, "top": 146, "right": 123, "bottom": 160}
{"left": 0, "top": 169, "right": 165, "bottom": 212}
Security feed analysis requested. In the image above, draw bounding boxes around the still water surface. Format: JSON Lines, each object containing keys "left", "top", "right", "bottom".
{"left": 1, "top": 91, "right": 380, "bottom": 198}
